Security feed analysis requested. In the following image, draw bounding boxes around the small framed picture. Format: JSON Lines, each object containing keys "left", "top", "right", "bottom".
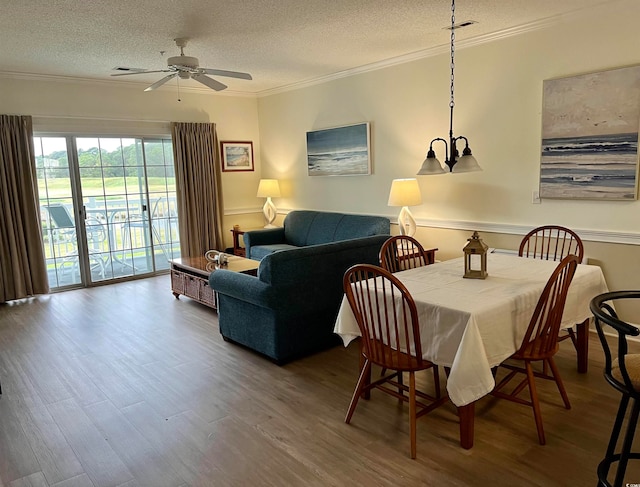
{"left": 220, "top": 141, "right": 254, "bottom": 172}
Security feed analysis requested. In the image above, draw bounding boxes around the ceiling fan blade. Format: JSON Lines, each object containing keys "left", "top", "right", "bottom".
{"left": 192, "top": 74, "right": 227, "bottom": 91}
{"left": 111, "top": 70, "right": 171, "bottom": 77}
{"left": 144, "top": 73, "right": 178, "bottom": 92}
{"left": 201, "top": 68, "right": 252, "bottom": 80}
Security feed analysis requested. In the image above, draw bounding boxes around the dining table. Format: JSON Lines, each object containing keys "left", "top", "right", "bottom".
{"left": 333, "top": 252, "right": 609, "bottom": 449}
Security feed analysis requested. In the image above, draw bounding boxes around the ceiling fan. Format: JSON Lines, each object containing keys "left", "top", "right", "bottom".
{"left": 111, "top": 38, "right": 252, "bottom": 92}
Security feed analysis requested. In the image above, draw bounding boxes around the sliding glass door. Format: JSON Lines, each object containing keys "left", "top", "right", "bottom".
{"left": 35, "top": 136, "right": 180, "bottom": 290}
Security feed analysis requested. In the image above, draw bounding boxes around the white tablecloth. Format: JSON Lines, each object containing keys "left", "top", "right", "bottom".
{"left": 334, "top": 253, "right": 609, "bottom": 407}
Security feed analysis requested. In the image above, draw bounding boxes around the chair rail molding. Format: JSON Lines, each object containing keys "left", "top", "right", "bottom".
{"left": 409, "top": 217, "right": 640, "bottom": 247}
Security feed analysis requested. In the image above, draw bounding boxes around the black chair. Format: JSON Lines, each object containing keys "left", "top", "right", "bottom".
{"left": 44, "top": 203, "right": 108, "bottom": 279}
{"left": 590, "top": 291, "right": 640, "bottom": 487}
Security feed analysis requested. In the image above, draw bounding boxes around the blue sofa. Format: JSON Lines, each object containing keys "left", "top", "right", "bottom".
{"left": 209, "top": 210, "right": 390, "bottom": 363}
{"left": 243, "top": 210, "right": 391, "bottom": 261}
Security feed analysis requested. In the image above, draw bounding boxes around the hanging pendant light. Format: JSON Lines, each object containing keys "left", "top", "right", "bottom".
{"left": 417, "top": 0, "right": 481, "bottom": 175}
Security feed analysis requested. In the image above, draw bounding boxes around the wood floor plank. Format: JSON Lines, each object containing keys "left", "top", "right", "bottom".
{"left": 14, "top": 352, "right": 73, "bottom": 406}
{"left": 101, "top": 358, "right": 188, "bottom": 420}
{"left": 8, "top": 472, "right": 48, "bottom": 487}
{"left": 197, "top": 415, "right": 329, "bottom": 487}
{"left": 0, "top": 395, "right": 42, "bottom": 484}
{"left": 83, "top": 400, "right": 184, "bottom": 487}
{"left": 12, "top": 403, "right": 85, "bottom": 485}
{"left": 70, "top": 355, "right": 142, "bottom": 410}
{"left": 46, "top": 354, "right": 106, "bottom": 408}
{"left": 50, "top": 474, "right": 95, "bottom": 487}
{"left": 46, "top": 398, "right": 134, "bottom": 487}
{"left": 120, "top": 401, "right": 222, "bottom": 487}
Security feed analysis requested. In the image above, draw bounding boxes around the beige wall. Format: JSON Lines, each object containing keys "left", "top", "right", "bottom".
{"left": 0, "top": 76, "right": 264, "bottom": 248}
{"left": 256, "top": 2, "right": 640, "bottom": 317}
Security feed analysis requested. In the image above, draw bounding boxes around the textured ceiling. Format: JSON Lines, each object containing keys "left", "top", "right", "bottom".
{"left": 0, "top": 0, "right": 620, "bottom": 95}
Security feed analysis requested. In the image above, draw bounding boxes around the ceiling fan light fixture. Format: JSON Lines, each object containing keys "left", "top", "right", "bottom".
{"left": 110, "top": 37, "right": 252, "bottom": 93}
{"left": 167, "top": 55, "right": 199, "bottom": 69}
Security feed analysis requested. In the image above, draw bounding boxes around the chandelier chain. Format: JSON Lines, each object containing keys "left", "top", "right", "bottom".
{"left": 450, "top": 0, "right": 455, "bottom": 110}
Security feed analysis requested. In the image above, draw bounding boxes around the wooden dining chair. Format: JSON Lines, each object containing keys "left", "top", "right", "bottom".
{"left": 519, "top": 225, "right": 585, "bottom": 353}
{"left": 379, "top": 235, "right": 436, "bottom": 273}
{"left": 343, "top": 264, "right": 447, "bottom": 459}
{"left": 491, "top": 254, "right": 579, "bottom": 445}
{"left": 590, "top": 291, "right": 640, "bottom": 487}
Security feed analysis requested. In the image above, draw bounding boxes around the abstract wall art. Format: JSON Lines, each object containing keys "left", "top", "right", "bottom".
{"left": 540, "top": 65, "right": 640, "bottom": 200}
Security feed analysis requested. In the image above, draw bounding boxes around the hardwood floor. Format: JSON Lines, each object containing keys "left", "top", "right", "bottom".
{"left": 0, "top": 276, "right": 638, "bottom": 486}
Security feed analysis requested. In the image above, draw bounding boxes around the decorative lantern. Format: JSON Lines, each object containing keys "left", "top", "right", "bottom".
{"left": 463, "top": 231, "right": 488, "bottom": 279}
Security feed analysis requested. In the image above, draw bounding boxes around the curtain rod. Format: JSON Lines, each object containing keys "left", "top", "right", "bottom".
{"left": 31, "top": 115, "right": 172, "bottom": 124}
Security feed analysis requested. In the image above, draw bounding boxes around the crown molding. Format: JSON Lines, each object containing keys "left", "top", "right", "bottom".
{"left": 256, "top": 16, "right": 562, "bottom": 97}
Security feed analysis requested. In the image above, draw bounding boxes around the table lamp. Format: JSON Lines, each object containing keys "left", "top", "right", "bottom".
{"left": 257, "top": 179, "right": 281, "bottom": 228}
{"left": 388, "top": 178, "right": 422, "bottom": 236}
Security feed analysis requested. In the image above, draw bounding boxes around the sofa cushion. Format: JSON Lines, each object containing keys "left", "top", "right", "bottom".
{"left": 250, "top": 243, "right": 298, "bottom": 261}
{"left": 283, "top": 210, "right": 390, "bottom": 247}
{"left": 283, "top": 211, "right": 319, "bottom": 246}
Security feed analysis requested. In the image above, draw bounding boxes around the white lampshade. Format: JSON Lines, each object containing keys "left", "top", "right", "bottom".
{"left": 387, "top": 178, "right": 422, "bottom": 207}
{"left": 257, "top": 179, "right": 280, "bottom": 228}
{"left": 451, "top": 153, "right": 482, "bottom": 173}
{"left": 417, "top": 156, "right": 446, "bottom": 175}
{"left": 388, "top": 178, "right": 421, "bottom": 237}
{"left": 256, "top": 179, "right": 281, "bottom": 198}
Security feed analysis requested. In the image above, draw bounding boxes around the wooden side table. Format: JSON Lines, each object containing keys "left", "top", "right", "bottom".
{"left": 231, "top": 227, "right": 246, "bottom": 256}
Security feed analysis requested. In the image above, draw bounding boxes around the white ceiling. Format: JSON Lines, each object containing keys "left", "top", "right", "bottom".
{"left": 0, "top": 0, "right": 620, "bottom": 96}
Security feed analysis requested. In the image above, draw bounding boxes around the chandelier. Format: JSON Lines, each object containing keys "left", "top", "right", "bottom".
{"left": 417, "top": 0, "right": 481, "bottom": 175}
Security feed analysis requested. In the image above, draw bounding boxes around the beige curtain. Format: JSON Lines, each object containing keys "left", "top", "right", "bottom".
{"left": 171, "top": 122, "right": 224, "bottom": 257}
{"left": 0, "top": 115, "right": 49, "bottom": 302}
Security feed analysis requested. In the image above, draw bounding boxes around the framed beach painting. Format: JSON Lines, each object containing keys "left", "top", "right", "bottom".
{"left": 220, "top": 141, "right": 254, "bottom": 172}
{"left": 540, "top": 65, "right": 640, "bottom": 200}
{"left": 306, "top": 122, "right": 371, "bottom": 176}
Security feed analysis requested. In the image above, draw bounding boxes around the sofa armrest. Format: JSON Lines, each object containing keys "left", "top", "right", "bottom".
{"left": 209, "top": 269, "right": 278, "bottom": 309}
{"left": 243, "top": 227, "right": 286, "bottom": 259}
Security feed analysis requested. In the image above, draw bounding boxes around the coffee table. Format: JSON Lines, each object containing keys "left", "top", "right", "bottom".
{"left": 170, "top": 255, "right": 259, "bottom": 309}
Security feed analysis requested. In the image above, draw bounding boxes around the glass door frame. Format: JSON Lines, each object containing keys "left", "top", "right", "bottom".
{"left": 35, "top": 134, "right": 179, "bottom": 290}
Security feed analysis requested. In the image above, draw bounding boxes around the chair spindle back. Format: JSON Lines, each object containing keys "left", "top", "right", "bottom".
{"left": 379, "top": 235, "right": 430, "bottom": 273}
{"left": 519, "top": 225, "right": 584, "bottom": 263}
{"left": 343, "top": 264, "right": 424, "bottom": 370}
